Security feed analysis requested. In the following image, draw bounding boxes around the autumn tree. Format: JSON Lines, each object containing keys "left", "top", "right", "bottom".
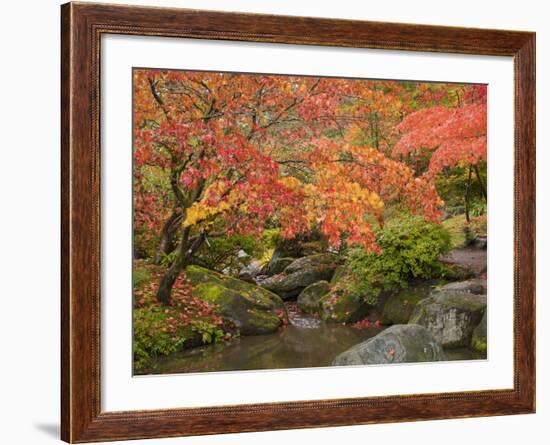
{"left": 134, "top": 70, "right": 444, "bottom": 304}
{"left": 334, "top": 80, "right": 409, "bottom": 155}
{"left": 393, "top": 84, "right": 487, "bottom": 220}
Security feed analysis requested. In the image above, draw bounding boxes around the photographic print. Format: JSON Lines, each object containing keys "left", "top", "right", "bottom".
{"left": 132, "top": 68, "right": 488, "bottom": 376}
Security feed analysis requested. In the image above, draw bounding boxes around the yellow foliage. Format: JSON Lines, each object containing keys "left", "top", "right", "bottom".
{"left": 279, "top": 176, "right": 302, "bottom": 190}
{"left": 183, "top": 200, "right": 230, "bottom": 227}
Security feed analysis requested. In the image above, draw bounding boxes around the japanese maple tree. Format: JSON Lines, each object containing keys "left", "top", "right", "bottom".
{"left": 393, "top": 85, "right": 487, "bottom": 219}
{"left": 134, "top": 69, "right": 444, "bottom": 304}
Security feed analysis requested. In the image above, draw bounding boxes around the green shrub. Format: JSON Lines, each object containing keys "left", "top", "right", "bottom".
{"left": 260, "top": 228, "right": 281, "bottom": 250}
{"left": 346, "top": 214, "right": 452, "bottom": 305}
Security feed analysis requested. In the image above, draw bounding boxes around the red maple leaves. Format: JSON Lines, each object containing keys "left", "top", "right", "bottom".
{"left": 393, "top": 85, "right": 487, "bottom": 177}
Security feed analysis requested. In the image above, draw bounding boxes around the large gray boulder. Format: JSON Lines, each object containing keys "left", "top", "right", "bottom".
{"left": 333, "top": 324, "right": 444, "bottom": 366}
{"left": 297, "top": 281, "right": 330, "bottom": 314}
{"left": 259, "top": 254, "right": 341, "bottom": 299}
{"left": 409, "top": 290, "right": 486, "bottom": 348}
{"left": 185, "top": 265, "right": 287, "bottom": 336}
{"left": 440, "top": 279, "right": 486, "bottom": 295}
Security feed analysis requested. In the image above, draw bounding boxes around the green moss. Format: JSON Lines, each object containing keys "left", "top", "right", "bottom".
{"left": 185, "top": 265, "right": 224, "bottom": 286}
{"left": 133, "top": 306, "right": 205, "bottom": 372}
{"left": 380, "top": 288, "right": 428, "bottom": 325}
{"left": 440, "top": 264, "right": 475, "bottom": 281}
{"left": 471, "top": 338, "right": 487, "bottom": 353}
{"left": 297, "top": 280, "right": 330, "bottom": 314}
{"left": 471, "top": 311, "right": 487, "bottom": 353}
{"left": 192, "top": 282, "right": 234, "bottom": 306}
{"left": 246, "top": 309, "right": 281, "bottom": 332}
{"left": 219, "top": 274, "right": 283, "bottom": 309}
{"left": 187, "top": 264, "right": 283, "bottom": 309}
{"left": 184, "top": 265, "right": 286, "bottom": 334}
{"left": 267, "top": 257, "right": 294, "bottom": 275}
{"left": 319, "top": 292, "right": 368, "bottom": 323}
{"left": 434, "top": 291, "right": 486, "bottom": 313}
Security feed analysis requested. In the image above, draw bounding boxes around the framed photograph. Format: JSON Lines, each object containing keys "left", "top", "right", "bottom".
{"left": 61, "top": 2, "right": 535, "bottom": 442}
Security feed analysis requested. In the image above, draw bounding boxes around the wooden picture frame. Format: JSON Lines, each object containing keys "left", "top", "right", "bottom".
{"left": 61, "top": 2, "right": 535, "bottom": 442}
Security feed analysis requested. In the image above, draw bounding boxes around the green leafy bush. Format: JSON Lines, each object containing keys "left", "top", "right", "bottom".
{"left": 260, "top": 228, "right": 281, "bottom": 250}
{"left": 346, "top": 214, "right": 452, "bottom": 305}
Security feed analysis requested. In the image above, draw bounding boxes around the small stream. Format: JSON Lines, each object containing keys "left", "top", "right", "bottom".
{"left": 142, "top": 314, "right": 384, "bottom": 375}
{"left": 140, "top": 302, "right": 483, "bottom": 375}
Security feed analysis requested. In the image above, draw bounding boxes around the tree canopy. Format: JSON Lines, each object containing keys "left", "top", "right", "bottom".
{"left": 133, "top": 69, "right": 486, "bottom": 304}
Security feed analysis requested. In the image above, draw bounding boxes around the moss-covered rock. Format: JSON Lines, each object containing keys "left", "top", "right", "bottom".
{"left": 471, "top": 311, "right": 487, "bottom": 353}
{"left": 380, "top": 288, "right": 428, "bottom": 325}
{"left": 260, "top": 254, "right": 341, "bottom": 299}
{"left": 267, "top": 235, "right": 327, "bottom": 269}
{"left": 297, "top": 281, "right": 330, "bottom": 314}
{"left": 283, "top": 253, "right": 340, "bottom": 274}
{"left": 185, "top": 265, "right": 286, "bottom": 335}
{"left": 266, "top": 257, "right": 295, "bottom": 276}
{"left": 319, "top": 291, "right": 369, "bottom": 323}
{"left": 300, "top": 240, "right": 328, "bottom": 256}
{"left": 332, "top": 324, "right": 444, "bottom": 365}
{"left": 409, "top": 290, "right": 486, "bottom": 348}
{"left": 316, "top": 265, "right": 372, "bottom": 323}
{"left": 441, "top": 264, "right": 476, "bottom": 281}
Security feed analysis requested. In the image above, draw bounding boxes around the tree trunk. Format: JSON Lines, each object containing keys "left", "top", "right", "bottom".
{"left": 156, "top": 230, "right": 206, "bottom": 305}
{"left": 156, "top": 255, "right": 188, "bottom": 304}
{"left": 154, "top": 210, "right": 184, "bottom": 264}
{"left": 464, "top": 165, "right": 473, "bottom": 223}
{"left": 473, "top": 164, "right": 487, "bottom": 201}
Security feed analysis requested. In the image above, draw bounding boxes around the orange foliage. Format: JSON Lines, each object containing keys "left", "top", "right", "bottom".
{"left": 134, "top": 69, "right": 447, "bottom": 254}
